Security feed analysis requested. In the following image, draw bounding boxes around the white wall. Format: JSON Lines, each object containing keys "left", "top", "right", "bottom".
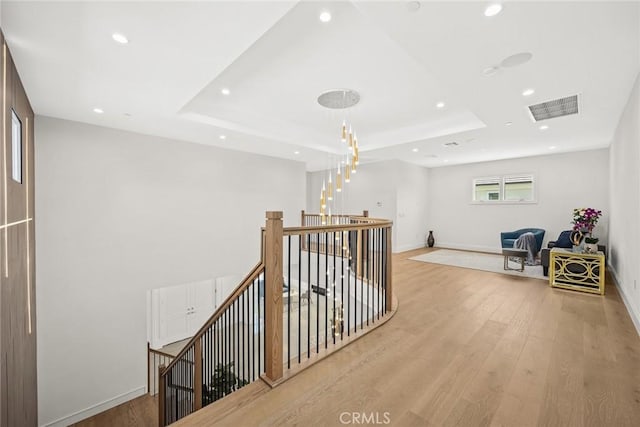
{"left": 34, "top": 117, "right": 306, "bottom": 425}
{"left": 395, "top": 163, "right": 430, "bottom": 252}
{"left": 306, "top": 160, "right": 430, "bottom": 252}
{"left": 428, "top": 149, "right": 610, "bottom": 253}
{"left": 609, "top": 71, "right": 640, "bottom": 331}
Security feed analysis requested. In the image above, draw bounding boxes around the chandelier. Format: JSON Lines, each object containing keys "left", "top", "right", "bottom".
{"left": 317, "top": 89, "right": 361, "bottom": 224}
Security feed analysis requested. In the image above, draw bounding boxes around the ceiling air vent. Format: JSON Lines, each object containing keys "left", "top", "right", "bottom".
{"left": 443, "top": 142, "right": 459, "bottom": 147}
{"left": 528, "top": 94, "right": 579, "bottom": 122}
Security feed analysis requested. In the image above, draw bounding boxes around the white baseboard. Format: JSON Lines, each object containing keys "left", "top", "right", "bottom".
{"left": 41, "top": 386, "right": 146, "bottom": 427}
{"left": 433, "top": 242, "right": 502, "bottom": 255}
{"left": 608, "top": 264, "right": 640, "bottom": 337}
{"left": 394, "top": 242, "right": 428, "bottom": 253}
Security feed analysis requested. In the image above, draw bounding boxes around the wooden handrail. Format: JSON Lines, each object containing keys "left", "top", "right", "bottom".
{"left": 282, "top": 221, "right": 392, "bottom": 235}
{"left": 161, "top": 261, "right": 265, "bottom": 373}
{"left": 149, "top": 347, "right": 176, "bottom": 360}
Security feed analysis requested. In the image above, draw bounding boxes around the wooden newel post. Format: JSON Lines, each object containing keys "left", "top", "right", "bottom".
{"left": 300, "top": 210, "right": 306, "bottom": 250}
{"left": 264, "top": 211, "right": 284, "bottom": 382}
{"left": 158, "top": 365, "right": 166, "bottom": 427}
{"left": 385, "top": 226, "right": 393, "bottom": 312}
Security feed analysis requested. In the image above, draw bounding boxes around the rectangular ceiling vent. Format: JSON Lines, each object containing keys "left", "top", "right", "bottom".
{"left": 528, "top": 94, "right": 579, "bottom": 122}
{"left": 443, "top": 141, "right": 459, "bottom": 147}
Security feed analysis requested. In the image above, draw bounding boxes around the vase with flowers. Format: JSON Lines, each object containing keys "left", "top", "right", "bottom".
{"left": 571, "top": 207, "right": 602, "bottom": 252}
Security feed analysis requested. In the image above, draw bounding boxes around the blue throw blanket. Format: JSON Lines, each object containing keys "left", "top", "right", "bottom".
{"left": 515, "top": 232, "right": 539, "bottom": 265}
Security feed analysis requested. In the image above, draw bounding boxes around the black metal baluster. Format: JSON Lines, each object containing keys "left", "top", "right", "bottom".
{"left": 234, "top": 299, "right": 238, "bottom": 382}
{"left": 298, "top": 234, "right": 302, "bottom": 364}
{"left": 361, "top": 242, "right": 364, "bottom": 330}
{"left": 316, "top": 232, "right": 320, "bottom": 353}
{"left": 332, "top": 230, "right": 336, "bottom": 345}
{"left": 287, "top": 235, "right": 291, "bottom": 369}
{"left": 224, "top": 310, "right": 228, "bottom": 398}
{"left": 382, "top": 228, "right": 387, "bottom": 313}
{"left": 325, "top": 231, "right": 329, "bottom": 349}
{"left": 340, "top": 230, "right": 344, "bottom": 340}
{"left": 258, "top": 275, "right": 261, "bottom": 375}
{"left": 348, "top": 230, "right": 351, "bottom": 336}
{"left": 307, "top": 233, "right": 311, "bottom": 358}
{"left": 249, "top": 282, "right": 253, "bottom": 382}
{"left": 240, "top": 291, "right": 244, "bottom": 384}
{"left": 368, "top": 229, "right": 371, "bottom": 326}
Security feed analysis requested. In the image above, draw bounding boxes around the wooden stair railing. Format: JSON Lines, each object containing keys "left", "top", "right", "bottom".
{"left": 158, "top": 211, "right": 394, "bottom": 426}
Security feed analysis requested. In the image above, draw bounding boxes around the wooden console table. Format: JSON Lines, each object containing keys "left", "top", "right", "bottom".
{"left": 549, "top": 248, "right": 605, "bottom": 295}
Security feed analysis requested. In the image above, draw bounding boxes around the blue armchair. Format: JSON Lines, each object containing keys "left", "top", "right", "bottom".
{"left": 500, "top": 228, "right": 545, "bottom": 253}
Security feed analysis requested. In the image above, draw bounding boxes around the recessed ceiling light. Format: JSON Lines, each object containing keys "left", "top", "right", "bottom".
{"left": 112, "top": 33, "right": 129, "bottom": 44}
{"left": 505, "top": 121, "right": 513, "bottom": 126}
{"left": 221, "top": 88, "right": 230, "bottom": 96}
{"left": 484, "top": 3, "right": 503, "bottom": 17}
{"left": 522, "top": 88, "right": 535, "bottom": 97}
{"left": 219, "top": 135, "right": 226, "bottom": 140}
{"left": 319, "top": 11, "right": 332, "bottom": 22}
{"left": 539, "top": 125, "right": 549, "bottom": 130}
{"left": 436, "top": 102, "right": 445, "bottom": 109}
{"left": 93, "top": 108, "right": 104, "bottom": 114}
{"left": 549, "top": 146, "right": 557, "bottom": 150}
{"left": 412, "top": 148, "right": 419, "bottom": 152}
{"left": 294, "top": 151, "right": 300, "bottom": 155}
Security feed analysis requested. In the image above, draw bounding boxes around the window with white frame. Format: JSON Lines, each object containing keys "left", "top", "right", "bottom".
{"left": 472, "top": 174, "right": 535, "bottom": 203}
{"left": 11, "top": 110, "right": 22, "bottom": 184}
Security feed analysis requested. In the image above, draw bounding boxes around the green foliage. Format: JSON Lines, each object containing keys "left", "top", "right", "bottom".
{"left": 202, "top": 362, "right": 248, "bottom": 406}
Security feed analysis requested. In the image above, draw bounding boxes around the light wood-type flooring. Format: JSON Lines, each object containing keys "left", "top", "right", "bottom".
{"left": 75, "top": 248, "right": 640, "bottom": 426}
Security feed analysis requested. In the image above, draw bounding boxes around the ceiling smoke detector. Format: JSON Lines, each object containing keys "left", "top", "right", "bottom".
{"left": 317, "top": 89, "right": 360, "bottom": 109}
{"left": 528, "top": 94, "right": 579, "bottom": 122}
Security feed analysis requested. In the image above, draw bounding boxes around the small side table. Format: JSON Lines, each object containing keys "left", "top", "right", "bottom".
{"left": 549, "top": 248, "right": 605, "bottom": 295}
{"left": 502, "top": 248, "right": 528, "bottom": 272}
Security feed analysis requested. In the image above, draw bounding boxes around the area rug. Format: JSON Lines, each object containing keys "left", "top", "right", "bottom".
{"left": 409, "top": 249, "right": 547, "bottom": 281}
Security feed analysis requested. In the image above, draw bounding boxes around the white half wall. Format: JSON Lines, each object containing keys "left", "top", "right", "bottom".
{"left": 306, "top": 160, "right": 429, "bottom": 252}
{"left": 609, "top": 71, "right": 640, "bottom": 332}
{"left": 34, "top": 117, "right": 306, "bottom": 425}
{"left": 427, "top": 149, "right": 610, "bottom": 253}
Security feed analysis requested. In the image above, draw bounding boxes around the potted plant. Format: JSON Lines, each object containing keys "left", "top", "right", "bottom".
{"left": 584, "top": 236, "right": 599, "bottom": 253}
{"left": 202, "top": 362, "right": 248, "bottom": 406}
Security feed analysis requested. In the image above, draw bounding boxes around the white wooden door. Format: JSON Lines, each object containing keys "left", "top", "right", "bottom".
{"left": 158, "top": 284, "right": 190, "bottom": 346}
{"left": 188, "top": 280, "right": 216, "bottom": 334}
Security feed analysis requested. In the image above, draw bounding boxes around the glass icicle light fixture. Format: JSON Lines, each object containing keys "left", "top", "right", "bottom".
{"left": 328, "top": 174, "right": 333, "bottom": 201}
{"left": 345, "top": 162, "right": 351, "bottom": 182}
{"left": 341, "top": 120, "right": 347, "bottom": 142}
{"left": 336, "top": 166, "right": 342, "bottom": 192}
{"left": 349, "top": 125, "right": 353, "bottom": 148}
